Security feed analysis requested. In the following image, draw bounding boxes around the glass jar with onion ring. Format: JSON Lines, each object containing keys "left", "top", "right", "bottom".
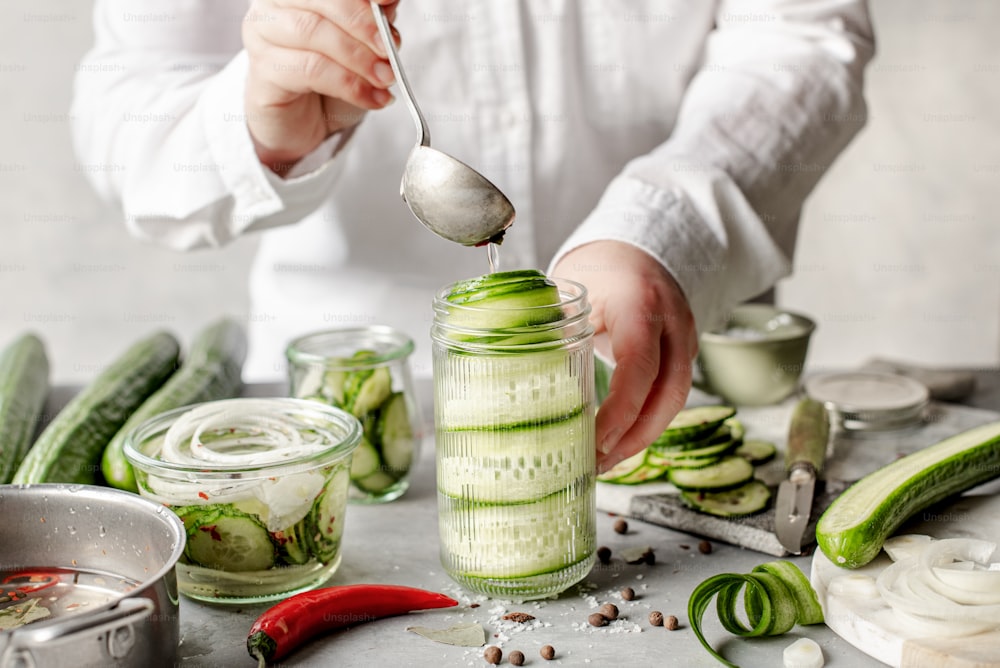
{"left": 124, "top": 397, "right": 361, "bottom": 604}
{"left": 431, "top": 269, "right": 597, "bottom": 600}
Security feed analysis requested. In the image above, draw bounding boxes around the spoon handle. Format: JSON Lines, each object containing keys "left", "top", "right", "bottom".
{"left": 370, "top": 0, "right": 430, "bottom": 147}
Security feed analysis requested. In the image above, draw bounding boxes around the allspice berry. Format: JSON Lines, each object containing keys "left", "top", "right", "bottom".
{"left": 621, "top": 586, "right": 636, "bottom": 601}
{"left": 698, "top": 540, "right": 713, "bottom": 555}
{"left": 597, "top": 545, "right": 612, "bottom": 564}
{"left": 484, "top": 646, "right": 502, "bottom": 665}
{"left": 588, "top": 612, "right": 609, "bottom": 627}
{"left": 649, "top": 610, "right": 664, "bottom": 627}
{"left": 598, "top": 603, "right": 619, "bottom": 621}
{"left": 613, "top": 518, "right": 628, "bottom": 534}
{"left": 665, "top": 615, "right": 680, "bottom": 630}
{"left": 540, "top": 645, "right": 556, "bottom": 660}
{"left": 509, "top": 650, "right": 525, "bottom": 666}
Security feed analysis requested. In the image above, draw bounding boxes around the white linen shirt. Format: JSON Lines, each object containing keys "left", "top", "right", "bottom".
{"left": 71, "top": 0, "right": 874, "bottom": 381}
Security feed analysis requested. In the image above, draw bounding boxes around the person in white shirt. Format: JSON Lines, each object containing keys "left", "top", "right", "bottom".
{"left": 71, "top": 0, "right": 875, "bottom": 472}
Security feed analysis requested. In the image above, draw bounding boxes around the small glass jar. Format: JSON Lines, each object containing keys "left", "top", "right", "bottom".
{"left": 431, "top": 277, "right": 596, "bottom": 600}
{"left": 124, "top": 397, "right": 361, "bottom": 604}
{"left": 286, "top": 326, "right": 422, "bottom": 504}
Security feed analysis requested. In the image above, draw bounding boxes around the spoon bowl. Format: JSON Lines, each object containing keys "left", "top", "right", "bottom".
{"left": 371, "top": 1, "right": 515, "bottom": 246}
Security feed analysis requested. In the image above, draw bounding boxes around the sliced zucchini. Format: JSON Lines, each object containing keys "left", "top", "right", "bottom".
{"left": 653, "top": 405, "right": 737, "bottom": 447}
{"left": 440, "top": 412, "right": 592, "bottom": 502}
{"left": 667, "top": 455, "right": 754, "bottom": 492}
{"left": 680, "top": 480, "right": 772, "bottom": 517}
{"left": 816, "top": 420, "right": 1000, "bottom": 569}
{"left": 734, "top": 439, "right": 777, "bottom": 465}
{"left": 377, "top": 392, "right": 415, "bottom": 475}
{"left": 181, "top": 505, "right": 276, "bottom": 572}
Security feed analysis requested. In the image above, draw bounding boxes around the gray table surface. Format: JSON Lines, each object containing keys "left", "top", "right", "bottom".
{"left": 174, "top": 372, "right": 1000, "bottom": 668}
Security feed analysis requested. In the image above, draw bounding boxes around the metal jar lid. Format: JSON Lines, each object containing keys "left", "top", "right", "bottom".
{"left": 804, "top": 371, "right": 929, "bottom": 431}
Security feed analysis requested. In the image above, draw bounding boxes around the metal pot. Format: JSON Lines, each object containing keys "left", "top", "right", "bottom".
{"left": 0, "top": 484, "right": 185, "bottom": 668}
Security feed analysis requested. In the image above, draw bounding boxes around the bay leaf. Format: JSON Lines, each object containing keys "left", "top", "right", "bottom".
{"left": 406, "top": 621, "right": 485, "bottom": 647}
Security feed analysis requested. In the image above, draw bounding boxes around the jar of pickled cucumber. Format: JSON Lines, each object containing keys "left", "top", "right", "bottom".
{"left": 431, "top": 270, "right": 596, "bottom": 600}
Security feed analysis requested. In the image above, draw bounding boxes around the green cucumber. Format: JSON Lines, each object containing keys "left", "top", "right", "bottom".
{"left": 680, "top": 480, "right": 772, "bottom": 517}
{"left": 667, "top": 455, "right": 754, "bottom": 492}
{"left": 275, "top": 521, "right": 310, "bottom": 566}
{"left": 305, "top": 467, "right": 350, "bottom": 563}
{"left": 734, "top": 439, "right": 777, "bottom": 465}
{"left": 348, "top": 366, "right": 392, "bottom": 418}
{"left": 353, "top": 470, "right": 397, "bottom": 494}
{"left": 436, "top": 350, "right": 585, "bottom": 429}
{"left": 13, "top": 331, "right": 180, "bottom": 484}
{"left": 647, "top": 436, "right": 738, "bottom": 463}
{"left": 816, "top": 420, "right": 1000, "bottom": 569}
{"left": 349, "top": 437, "right": 381, "bottom": 479}
{"left": 441, "top": 269, "right": 564, "bottom": 338}
{"left": 441, "top": 412, "right": 592, "bottom": 501}
{"left": 181, "top": 504, "right": 276, "bottom": 572}
{"left": 377, "top": 392, "right": 416, "bottom": 476}
{"left": 440, "top": 488, "right": 594, "bottom": 579}
{"left": 102, "top": 318, "right": 247, "bottom": 491}
{"left": 653, "top": 421, "right": 734, "bottom": 452}
{"left": 0, "top": 333, "right": 49, "bottom": 483}
{"left": 653, "top": 405, "right": 737, "bottom": 447}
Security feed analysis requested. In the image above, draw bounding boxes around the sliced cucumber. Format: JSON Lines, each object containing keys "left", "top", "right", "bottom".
{"left": 648, "top": 453, "right": 724, "bottom": 470}
{"left": 306, "top": 468, "right": 350, "bottom": 563}
{"left": 734, "top": 439, "right": 777, "bottom": 465}
{"left": 653, "top": 405, "right": 737, "bottom": 447}
{"left": 275, "top": 522, "right": 310, "bottom": 566}
{"left": 180, "top": 505, "right": 276, "bottom": 572}
{"left": 441, "top": 412, "right": 592, "bottom": 502}
{"left": 654, "top": 422, "right": 733, "bottom": 452}
{"left": 436, "top": 350, "right": 585, "bottom": 429}
{"left": 349, "top": 437, "right": 381, "bottom": 480}
{"left": 348, "top": 366, "right": 392, "bottom": 418}
{"left": 603, "top": 460, "right": 669, "bottom": 484}
{"left": 680, "top": 480, "right": 772, "bottom": 517}
{"left": 668, "top": 455, "right": 754, "bottom": 492}
{"left": 377, "top": 392, "right": 415, "bottom": 475}
{"left": 816, "top": 420, "right": 1000, "bottom": 569}
{"left": 596, "top": 448, "right": 647, "bottom": 483}
{"left": 353, "top": 470, "right": 397, "bottom": 494}
{"left": 443, "top": 270, "right": 564, "bottom": 331}
{"left": 647, "top": 437, "right": 738, "bottom": 463}
{"left": 440, "top": 487, "right": 594, "bottom": 580}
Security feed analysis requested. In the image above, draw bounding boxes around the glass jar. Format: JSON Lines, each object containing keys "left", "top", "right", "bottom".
{"left": 286, "top": 326, "right": 422, "bottom": 504}
{"left": 123, "top": 397, "right": 361, "bottom": 604}
{"left": 431, "top": 277, "right": 596, "bottom": 600}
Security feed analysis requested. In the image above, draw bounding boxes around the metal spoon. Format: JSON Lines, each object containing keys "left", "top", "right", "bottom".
{"left": 370, "top": 1, "right": 515, "bottom": 246}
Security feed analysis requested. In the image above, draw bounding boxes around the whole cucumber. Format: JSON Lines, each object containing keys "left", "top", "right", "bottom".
{"left": 0, "top": 333, "right": 50, "bottom": 482}
{"left": 12, "top": 331, "right": 180, "bottom": 484}
{"left": 102, "top": 317, "right": 247, "bottom": 491}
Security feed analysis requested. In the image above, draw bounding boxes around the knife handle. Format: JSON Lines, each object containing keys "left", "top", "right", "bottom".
{"left": 786, "top": 398, "right": 830, "bottom": 474}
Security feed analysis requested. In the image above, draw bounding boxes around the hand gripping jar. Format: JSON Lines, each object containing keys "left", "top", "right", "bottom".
{"left": 431, "top": 272, "right": 596, "bottom": 600}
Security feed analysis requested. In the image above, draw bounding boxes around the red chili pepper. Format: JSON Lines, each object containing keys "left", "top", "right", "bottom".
{"left": 246, "top": 584, "right": 458, "bottom": 665}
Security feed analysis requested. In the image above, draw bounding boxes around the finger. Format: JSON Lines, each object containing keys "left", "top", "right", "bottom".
{"left": 595, "top": 306, "right": 661, "bottom": 457}
{"left": 597, "top": 332, "right": 692, "bottom": 473}
{"left": 249, "top": 42, "right": 393, "bottom": 110}
{"left": 274, "top": 0, "right": 397, "bottom": 59}
{"left": 254, "top": 8, "right": 395, "bottom": 89}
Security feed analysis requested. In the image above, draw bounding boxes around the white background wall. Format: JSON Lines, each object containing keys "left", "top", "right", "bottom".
{"left": 1, "top": 0, "right": 998, "bottom": 385}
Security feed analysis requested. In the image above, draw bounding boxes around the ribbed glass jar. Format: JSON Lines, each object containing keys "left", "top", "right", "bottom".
{"left": 431, "top": 277, "right": 596, "bottom": 600}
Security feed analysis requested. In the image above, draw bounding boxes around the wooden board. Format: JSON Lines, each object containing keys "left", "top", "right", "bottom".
{"left": 597, "top": 393, "right": 1000, "bottom": 555}
{"left": 811, "top": 493, "right": 1000, "bottom": 668}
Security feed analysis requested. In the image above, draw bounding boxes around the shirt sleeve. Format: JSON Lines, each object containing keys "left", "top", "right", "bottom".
{"left": 549, "top": 0, "right": 876, "bottom": 333}
{"left": 69, "top": 0, "right": 352, "bottom": 251}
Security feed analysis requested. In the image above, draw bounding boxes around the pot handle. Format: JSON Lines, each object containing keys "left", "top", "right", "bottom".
{"left": 0, "top": 597, "right": 155, "bottom": 667}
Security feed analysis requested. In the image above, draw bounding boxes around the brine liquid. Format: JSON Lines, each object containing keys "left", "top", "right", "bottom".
{"left": 487, "top": 242, "right": 499, "bottom": 273}
{"left": 0, "top": 567, "right": 140, "bottom": 631}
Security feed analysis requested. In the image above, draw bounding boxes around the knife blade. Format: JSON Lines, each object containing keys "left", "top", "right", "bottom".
{"left": 775, "top": 398, "right": 830, "bottom": 554}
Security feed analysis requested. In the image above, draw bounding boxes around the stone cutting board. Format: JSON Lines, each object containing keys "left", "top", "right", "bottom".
{"left": 597, "top": 395, "right": 1000, "bottom": 556}
{"left": 811, "top": 493, "right": 1000, "bottom": 667}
